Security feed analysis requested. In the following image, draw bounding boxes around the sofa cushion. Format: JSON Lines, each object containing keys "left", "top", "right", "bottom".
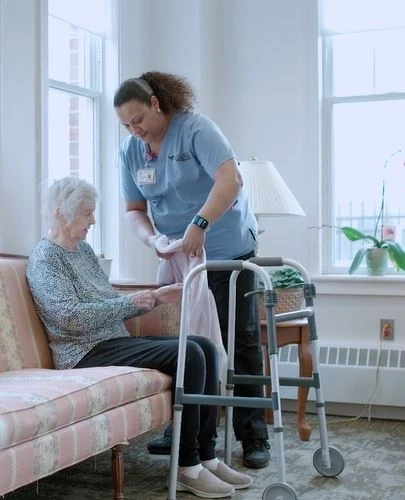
{"left": 0, "top": 258, "right": 53, "bottom": 371}
{"left": 0, "top": 366, "right": 172, "bottom": 449}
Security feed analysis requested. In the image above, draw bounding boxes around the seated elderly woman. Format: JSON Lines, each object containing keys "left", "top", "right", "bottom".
{"left": 26, "top": 176, "right": 253, "bottom": 499}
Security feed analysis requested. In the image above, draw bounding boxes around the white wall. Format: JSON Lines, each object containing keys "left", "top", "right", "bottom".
{"left": 116, "top": 0, "right": 205, "bottom": 282}
{"left": 199, "top": 0, "right": 320, "bottom": 271}
{"left": 0, "top": 0, "right": 45, "bottom": 255}
{"left": 117, "top": 0, "right": 318, "bottom": 281}
{"left": 1, "top": 0, "right": 405, "bottom": 367}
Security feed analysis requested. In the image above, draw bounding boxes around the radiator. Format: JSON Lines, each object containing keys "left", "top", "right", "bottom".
{"left": 277, "top": 342, "right": 405, "bottom": 408}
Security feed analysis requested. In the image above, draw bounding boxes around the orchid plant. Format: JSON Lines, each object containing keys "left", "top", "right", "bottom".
{"left": 341, "top": 149, "right": 405, "bottom": 274}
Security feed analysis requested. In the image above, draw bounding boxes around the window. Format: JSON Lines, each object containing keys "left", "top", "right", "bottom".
{"left": 321, "top": 0, "right": 405, "bottom": 273}
{"left": 47, "top": 0, "right": 109, "bottom": 249}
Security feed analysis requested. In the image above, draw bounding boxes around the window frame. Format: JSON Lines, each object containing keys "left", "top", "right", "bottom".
{"left": 46, "top": 11, "right": 109, "bottom": 254}
{"left": 321, "top": 25, "right": 405, "bottom": 275}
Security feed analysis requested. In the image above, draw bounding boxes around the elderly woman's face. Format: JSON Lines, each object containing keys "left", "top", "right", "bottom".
{"left": 66, "top": 204, "right": 95, "bottom": 243}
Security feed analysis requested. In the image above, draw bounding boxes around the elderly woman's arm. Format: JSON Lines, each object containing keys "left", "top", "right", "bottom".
{"left": 27, "top": 256, "right": 142, "bottom": 334}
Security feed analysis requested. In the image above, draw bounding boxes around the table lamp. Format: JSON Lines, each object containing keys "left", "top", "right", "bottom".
{"left": 238, "top": 159, "right": 305, "bottom": 231}
{"left": 238, "top": 159, "right": 305, "bottom": 251}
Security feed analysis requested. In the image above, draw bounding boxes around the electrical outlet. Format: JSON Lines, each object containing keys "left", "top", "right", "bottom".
{"left": 380, "top": 319, "right": 394, "bottom": 340}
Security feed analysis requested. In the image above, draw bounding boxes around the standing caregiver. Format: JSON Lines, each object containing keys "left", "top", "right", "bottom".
{"left": 114, "top": 71, "right": 270, "bottom": 469}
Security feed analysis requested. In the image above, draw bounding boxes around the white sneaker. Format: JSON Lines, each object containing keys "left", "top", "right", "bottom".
{"left": 176, "top": 467, "right": 235, "bottom": 498}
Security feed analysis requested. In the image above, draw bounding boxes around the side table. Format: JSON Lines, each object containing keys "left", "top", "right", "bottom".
{"left": 260, "top": 319, "right": 313, "bottom": 441}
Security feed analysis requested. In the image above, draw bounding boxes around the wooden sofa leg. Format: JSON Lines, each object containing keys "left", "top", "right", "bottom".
{"left": 112, "top": 444, "right": 126, "bottom": 499}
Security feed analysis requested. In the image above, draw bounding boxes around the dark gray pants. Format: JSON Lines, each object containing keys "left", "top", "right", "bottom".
{"left": 208, "top": 250, "right": 268, "bottom": 441}
{"left": 76, "top": 335, "right": 218, "bottom": 466}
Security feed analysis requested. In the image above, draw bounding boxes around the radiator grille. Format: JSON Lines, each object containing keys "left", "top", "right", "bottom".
{"left": 279, "top": 345, "right": 405, "bottom": 369}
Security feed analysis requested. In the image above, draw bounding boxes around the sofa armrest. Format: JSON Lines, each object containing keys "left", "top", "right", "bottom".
{"left": 112, "top": 283, "right": 180, "bottom": 338}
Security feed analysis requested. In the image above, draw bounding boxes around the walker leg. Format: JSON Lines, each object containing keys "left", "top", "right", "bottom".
{"left": 224, "top": 405, "right": 233, "bottom": 465}
{"left": 167, "top": 407, "right": 183, "bottom": 500}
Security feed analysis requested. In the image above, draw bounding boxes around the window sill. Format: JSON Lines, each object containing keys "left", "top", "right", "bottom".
{"left": 312, "top": 274, "right": 405, "bottom": 296}
{"left": 112, "top": 275, "right": 405, "bottom": 297}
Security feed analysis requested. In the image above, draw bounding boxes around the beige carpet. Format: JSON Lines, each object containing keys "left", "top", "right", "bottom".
{"left": 3, "top": 412, "right": 405, "bottom": 500}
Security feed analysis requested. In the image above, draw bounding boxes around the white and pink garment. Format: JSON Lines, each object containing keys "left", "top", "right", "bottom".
{"left": 154, "top": 235, "right": 227, "bottom": 381}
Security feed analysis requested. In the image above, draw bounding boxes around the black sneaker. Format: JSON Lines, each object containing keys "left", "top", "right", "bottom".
{"left": 242, "top": 439, "right": 270, "bottom": 469}
{"left": 147, "top": 422, "right": 172, "bottom": 455}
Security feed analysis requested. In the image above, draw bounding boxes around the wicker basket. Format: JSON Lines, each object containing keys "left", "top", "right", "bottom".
{"left": 274, "top": 288, "right": 304, "bottom": 314}
{"left": 259, "top": 287, "right": 304, "bottom": 319}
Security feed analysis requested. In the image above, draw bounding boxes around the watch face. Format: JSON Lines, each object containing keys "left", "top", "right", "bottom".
{"left": 192, "top": 215, "right": 209, "bottom": 231}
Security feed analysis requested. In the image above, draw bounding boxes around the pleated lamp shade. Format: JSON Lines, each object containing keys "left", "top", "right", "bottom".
{"left": 238, "top": 160, "right": 305, "bottom": 217}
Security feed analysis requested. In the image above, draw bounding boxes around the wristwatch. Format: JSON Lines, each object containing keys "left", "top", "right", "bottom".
{"left": 191, "top": 214, "right": 210, "bottom": 232}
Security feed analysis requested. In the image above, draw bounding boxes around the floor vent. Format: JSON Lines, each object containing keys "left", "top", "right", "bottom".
{"left": 279, "top": 345, "right": 405, "bottom": 369}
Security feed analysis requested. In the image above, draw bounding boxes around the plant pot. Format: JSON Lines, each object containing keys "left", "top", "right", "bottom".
{"left": 366, "top": 248, "right": 388, "bottom": 276}
{"left": 259, "top": 287, "right": 304, "bottom": 319}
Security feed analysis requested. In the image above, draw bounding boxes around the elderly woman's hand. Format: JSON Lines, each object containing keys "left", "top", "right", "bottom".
{"left": 129, "top": 290, "right": 157, "bottom": 311}
{"left": 154, "top": 283, "right": 183, "bottom": 305}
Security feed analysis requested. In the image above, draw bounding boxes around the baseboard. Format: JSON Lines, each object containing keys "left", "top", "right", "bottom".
{"left": 281, "top": 398, "right": 405, "bottom": 421}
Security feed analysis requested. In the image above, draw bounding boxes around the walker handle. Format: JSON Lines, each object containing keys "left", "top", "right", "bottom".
{"left": 250, "top": 257, "right": 284, "bottom": 267}
{"left": 205, "top": 260, "right": 245, "bottom": 271}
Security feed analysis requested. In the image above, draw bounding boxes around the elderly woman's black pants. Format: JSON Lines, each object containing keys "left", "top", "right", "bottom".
{"left": 75, "top": 334, "right": 218, "bottom": 467}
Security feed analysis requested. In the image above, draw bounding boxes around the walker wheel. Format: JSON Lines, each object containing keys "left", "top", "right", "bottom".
{"left": 313, "top": 445, "right": 345, "bottom": 477}
{"left": 262, "top": 482, "right": 299, "bottom": 500}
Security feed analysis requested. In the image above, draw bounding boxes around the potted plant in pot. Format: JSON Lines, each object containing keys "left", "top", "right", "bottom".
{"left": 259, "top": 266, "right": 305, "bottom": 317}
{"left": 340, "top": 226, "right": 405, "bottom": 275}
{"left": 340, "top": 149, "right": 405, "bottom": 275}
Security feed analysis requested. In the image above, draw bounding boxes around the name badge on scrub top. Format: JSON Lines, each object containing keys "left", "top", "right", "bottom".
{"left": 137, "top": 168, "right": 156, "bottom": 184}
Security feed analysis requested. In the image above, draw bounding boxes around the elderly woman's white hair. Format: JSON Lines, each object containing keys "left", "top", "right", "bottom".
{"left": 45, "top": 177, "right": 98, "bottom": 228}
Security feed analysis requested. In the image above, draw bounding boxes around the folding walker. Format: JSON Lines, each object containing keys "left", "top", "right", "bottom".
{"left": 167, "top": 257, "right": 344, "bottom": 500}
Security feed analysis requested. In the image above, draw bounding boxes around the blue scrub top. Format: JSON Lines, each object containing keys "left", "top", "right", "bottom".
{"left": 120, "top": 111, "right": 258, "bottom": 260}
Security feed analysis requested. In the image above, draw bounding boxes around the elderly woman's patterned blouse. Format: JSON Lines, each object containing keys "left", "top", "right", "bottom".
{"left": 26, "top": 238, "right": 140, "bottom": 369}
